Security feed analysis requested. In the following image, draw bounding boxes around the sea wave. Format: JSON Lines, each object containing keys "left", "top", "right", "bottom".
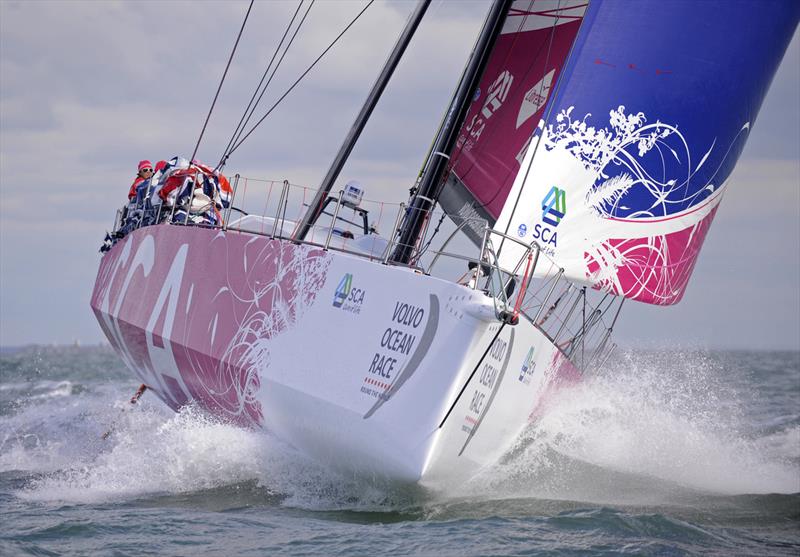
{"left": 458, "top": 349, "right": 800, "bottom": 501}
{"left": 2, "top": 347, "right": 798, "bottom": 511}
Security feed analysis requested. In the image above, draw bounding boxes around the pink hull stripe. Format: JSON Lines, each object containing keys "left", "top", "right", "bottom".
{"left": 91, "top": 225, "right": 331, "bottom": 427}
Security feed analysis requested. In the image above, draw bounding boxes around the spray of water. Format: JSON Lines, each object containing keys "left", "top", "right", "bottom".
{"left": 2, "top": 349, "right": 797, "bottom": 510}
{"left": 3, "top": 391, "right": 410, "bottom": 510}
{"left": 459, "top": 349, "right": 799, "bottom": 503}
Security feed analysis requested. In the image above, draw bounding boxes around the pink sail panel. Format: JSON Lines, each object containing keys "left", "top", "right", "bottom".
{"left": 585, "top": 208, "right": 718, "bottom": 306}
{"left": 447, "top": 0, "right": 586, "bottom": 220}
{"left": 92, "top": 226, "right": 331, "bottom": 427}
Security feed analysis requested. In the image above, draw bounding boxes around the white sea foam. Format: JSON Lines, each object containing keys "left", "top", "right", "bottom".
{"left": 28, "top": 380, "right": 74, "bottom": 400}
{"left": 13, "top": 399, "right": 395, "bottom": 509}
{"left": 17, "top": 405, "right": 266, "bottom": 504}
{"left": 0, "top": 380, "right": 73, "bottom": 397}
{"left": 756, "top": 425, "right": 800, "bottom": 461}
{"left": 460, "top": 350, "right": 800, "bottom": 502}
{"left": 6, "top": 350, "right": 799, "bottom": 509}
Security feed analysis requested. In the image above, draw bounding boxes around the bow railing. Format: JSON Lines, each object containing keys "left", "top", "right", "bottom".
{"left": 108, "top": 174, "right": 619, "bottom": 372}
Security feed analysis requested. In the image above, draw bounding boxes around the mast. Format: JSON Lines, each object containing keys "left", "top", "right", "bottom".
{"left": 295, "top": 0, "right": 430, "bottom": 241}
{"left": 391, "top": 0, "right": 513, "bottom": 265}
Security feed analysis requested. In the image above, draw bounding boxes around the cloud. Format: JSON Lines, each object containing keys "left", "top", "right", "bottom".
{"left": 720, "top": 159, "right": 800, "bottom": 217}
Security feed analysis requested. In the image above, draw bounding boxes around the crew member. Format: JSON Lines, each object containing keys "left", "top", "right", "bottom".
{"left": 128, "top": 160, "right": 154, "bottom": 200}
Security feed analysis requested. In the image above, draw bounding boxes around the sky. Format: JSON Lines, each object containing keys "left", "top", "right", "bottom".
{"left": 0, "top": 0, "right": 798, "bottom": 350}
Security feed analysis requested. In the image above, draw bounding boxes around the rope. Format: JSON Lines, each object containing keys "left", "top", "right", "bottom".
{"left": 218, "top": 0, "right": 308, "bottom": 169}
{"left": 512, "top": 252, "right": 534, "bottom": 319}
{"left": 414, "top": 209, "right": 447, "bottom": 259}
{"left": 375, "top": 202, "right": 384, "bottom": 230}
{"left": 231, "top": 0, "right": 315, "bottom": 154}
{"left": 226, "top": 0, "right": 375, "bottom": 158}
{"left": 537, "top": 284, "right": 570, "bottom": 326}
{"left": 260, "top": 181, "right": 276, "bottom": 234}
{"left": 237, "top": 178, "right": 249, "bottom": 232}
{"left": 438, "top": 323, "right": 507, "bottom": 429}
{"left": 190, "top": 0, "right": 255, "bottom": 165}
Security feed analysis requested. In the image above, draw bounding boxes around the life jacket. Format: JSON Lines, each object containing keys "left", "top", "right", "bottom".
{"left": 128, "top": 177, "right": 145, "bottom": 200}
{"left": 187, "top": 160, "right": 231, "bottom": 208}
{"left": 158, "top": 168, "right": 198, "bottom": 202}
{"left": 218, "top": 173, "right": 232, "bottom": 208}
{"left": 158, "top": 162, "right": 229, "bottom": 208}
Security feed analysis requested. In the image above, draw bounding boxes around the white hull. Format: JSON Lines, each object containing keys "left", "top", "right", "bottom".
{"left": 91, "top": 225, "right": 580, "bottom": 487}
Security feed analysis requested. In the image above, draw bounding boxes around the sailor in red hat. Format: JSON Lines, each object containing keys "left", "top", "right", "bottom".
{"left": 128, "top": 160, "right": 154, "bottom": 200}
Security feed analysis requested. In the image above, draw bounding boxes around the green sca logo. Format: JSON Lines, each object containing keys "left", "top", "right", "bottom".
{"left": 333, "top": 273, "right": 366, "bottom": 313}
{"left": 541, "top": 186, "right": 566, "bottom": 226}
{"left": 519, "top": 346, "right": 535, "bottom": 381}
{"left": 333, "top": 273, "right": 352, "bottom": 308}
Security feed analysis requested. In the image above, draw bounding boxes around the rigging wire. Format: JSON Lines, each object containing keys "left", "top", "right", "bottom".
{"left": 189, "top": 0, "right": 255, "bottom": 165}
{"left": 443, "top": 0, "right": 532, "bottom": 180}
{"left": 230, "top": 0, "right": 315, "bottom": 152}
{"left": 417, "top": 1, "right": 579, "bottom": 264}
{"left": 410, "top": 0, "right": 531, "bottom": 262}
{"left": 218, "top": 0, "right": 309, "bottom": 170}
{"left": 414, "top": 209, "right": 447, "bottom": 259}
{"left": 497, "top": 0, "right": 586, "bottom": 246}
{"left": 225, "top": 0, "right": 376, "bottom": 159}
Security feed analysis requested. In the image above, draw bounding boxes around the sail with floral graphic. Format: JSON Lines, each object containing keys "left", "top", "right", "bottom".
{"left": 493, "top": 0, "right": 799, "bottom": 305}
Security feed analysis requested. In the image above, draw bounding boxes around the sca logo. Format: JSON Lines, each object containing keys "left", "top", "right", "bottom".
{"left": 466, "top": 70, "right": 514, "bottom": 142}
{"left": 333, "top": 273, "right": 365, "bottom": 313}
{"left": 528, "top": 186, "right": 567, "bottom": 247}
{"left": 541, "top": 186, "right": 566, "bottom": 226}
{"left": 518, "top": 346, "right": 536, "bottom": 383}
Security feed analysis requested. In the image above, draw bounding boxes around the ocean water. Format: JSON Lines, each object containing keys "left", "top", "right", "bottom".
{"left": 1, "top": 345, "right": 798, "bottom": 556}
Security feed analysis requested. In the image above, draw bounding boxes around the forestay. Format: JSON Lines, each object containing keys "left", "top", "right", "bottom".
{"left": 437, "top": 0, "right": 587, "bottom": 243}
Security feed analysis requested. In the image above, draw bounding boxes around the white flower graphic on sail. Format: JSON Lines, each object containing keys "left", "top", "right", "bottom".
{"left": 497, "top": 105, "right": 749, "bottom": 304}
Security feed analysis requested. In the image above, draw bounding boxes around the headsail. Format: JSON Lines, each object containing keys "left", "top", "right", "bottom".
{"left": 494, "top": 0, "right": 799, "bottom": 305}
{"left": 437, "top": 0, "right": 588, "bottom": 242}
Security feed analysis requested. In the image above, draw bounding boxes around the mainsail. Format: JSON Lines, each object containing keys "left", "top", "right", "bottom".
{"left": 492, "top": 0, "right": 799, "bottom": 305}
{"left": 437, "top": 0, "right": 588, "bottom": 242}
